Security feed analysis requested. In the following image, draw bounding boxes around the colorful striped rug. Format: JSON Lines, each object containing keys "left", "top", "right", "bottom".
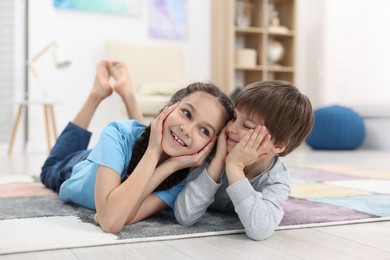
{"left": 1, "top": 164, "right": 389, "bottom": 255}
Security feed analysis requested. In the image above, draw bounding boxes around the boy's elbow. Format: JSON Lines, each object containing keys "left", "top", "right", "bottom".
{"left": 175, "top": 210, "right": 197, "bottom": 226}
{"left": 246, "top": 230, "right": 272, "bottom": 241}
{"left": 177, "top": 217, "right": 196, "bottom": 226}
{"left": 245, "top": 226, "right": 274, "bottom": 241}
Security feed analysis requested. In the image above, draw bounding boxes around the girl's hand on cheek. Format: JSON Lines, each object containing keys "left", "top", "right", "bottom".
{"left": 148, "top": 102, "right": 180, "bottom": 154}
{"left": 215, "top": 127, "right": 228, "bottom": 161}
{"left": 226, "top": 125, "right": 270, "bottom": 169}
{"left": 163, "top": 137, "right": 216, "bottom": 172}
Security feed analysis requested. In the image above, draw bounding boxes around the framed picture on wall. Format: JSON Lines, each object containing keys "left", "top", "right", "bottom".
{"left": 53, "top": 0, "right": 143, "bottom": 17}
{"left": 148, "top": 0, "right": 188, "bottom": 41}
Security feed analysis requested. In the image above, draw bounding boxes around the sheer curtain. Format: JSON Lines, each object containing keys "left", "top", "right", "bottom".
{"left": 0, "top": 0, "right": 15, "bottom": 143}
{"left": 321, "top": 0, "right": 390, "bottom": 114}
{"left": 0, "top": 0, "right": 26, "bottom": 147}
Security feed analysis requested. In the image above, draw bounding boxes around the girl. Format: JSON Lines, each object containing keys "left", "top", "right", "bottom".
{"left": 40, "top": 61, "right": 234, "bottom": 233}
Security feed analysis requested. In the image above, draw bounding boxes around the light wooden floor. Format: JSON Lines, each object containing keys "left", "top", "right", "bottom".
{"left": 2, "top": 146, "right": 390, "bottom": 260}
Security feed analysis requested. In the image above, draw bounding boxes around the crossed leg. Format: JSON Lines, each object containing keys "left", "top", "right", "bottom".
{"left": 72, "top": 60, "right": 144, "bottom": 130}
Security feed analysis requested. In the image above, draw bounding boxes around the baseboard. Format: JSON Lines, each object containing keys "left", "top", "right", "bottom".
{"left": 361, "top": 116, "right": 390, "bottom": 151}
{"left": 353, "top": 104, "right": 390, "bottom": 118}
{"left": 346, "top": 104, "right": 390, "bottom": 151}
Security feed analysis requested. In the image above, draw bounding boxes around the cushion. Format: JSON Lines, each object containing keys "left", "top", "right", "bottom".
{"left": 137, "top": 95, "right": 171, "bottom": 116}
{"left": 305, "top": 105, "right": 365, "bottom": 150}
{"left": 137, "top": 81, "right": 183, "bottom": 96}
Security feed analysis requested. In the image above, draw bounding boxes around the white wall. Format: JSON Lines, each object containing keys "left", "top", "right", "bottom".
{"left": 26, "top": 0, "right": 211, "bottom": 151}
{"left": 295, "top": 0, "right": 325, "bottom": 107}
{"left": 302, "top": 0, "right": 390, "bottom": 150}
{"left": 22, "top": 0, "right": 390, "bottom": 152}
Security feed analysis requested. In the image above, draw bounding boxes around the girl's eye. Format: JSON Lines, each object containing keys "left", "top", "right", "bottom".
{"left": 200, "top": 127, "right": 210, "bottom": 136}
{"left": 243, "top": 124, "right": 252, "bottom": 129}
{"left": 182, "top": 109, "right": 191, "bottom": 119}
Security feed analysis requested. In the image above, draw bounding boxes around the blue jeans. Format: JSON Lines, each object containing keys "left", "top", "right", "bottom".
{"left": 40, "top": 122, "right": 92, "bottom": 192}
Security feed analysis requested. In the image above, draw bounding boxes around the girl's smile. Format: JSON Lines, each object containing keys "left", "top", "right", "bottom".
{"left": 170, "top": 130, "right": 187, "bottom": 147}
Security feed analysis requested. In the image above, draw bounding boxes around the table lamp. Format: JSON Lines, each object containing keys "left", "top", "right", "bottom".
{"left": 28, "top": 41, "right": 71, "bottom": 98}
{"left": 7, "top": 41, "right": 71, "bottom": 154}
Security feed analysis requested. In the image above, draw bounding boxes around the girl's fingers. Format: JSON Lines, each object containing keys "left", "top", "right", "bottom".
{"left": 217, "top": 127, "right": 227, "bottom": 142}
{"left": 202, "top": 137, "right": 217, "bottom": 155}
{"left": 152, "top": 102, "right": 179, "bottom": 132}
{"left": 157, "top": 102, "right": 180, "bottom": 121}
{"left": 194, "top": 137, "right": 217, "bottom": 164}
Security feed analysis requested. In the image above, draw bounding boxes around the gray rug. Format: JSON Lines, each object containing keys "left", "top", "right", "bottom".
{"left": 2, "top": 164, "right": 390, "bottom": 255}
{"left": 0, "top": 195, "right": 245, "bottom": 241}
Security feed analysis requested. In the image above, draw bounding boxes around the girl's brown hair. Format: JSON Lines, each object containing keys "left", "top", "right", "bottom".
{"left": 125, "top": 82, "right": 234, "bottom": 191}
{"left": 235, "top": 80, "right": 313, "bottom": 156}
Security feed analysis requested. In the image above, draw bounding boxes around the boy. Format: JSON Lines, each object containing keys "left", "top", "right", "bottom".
{"left": 174, "top": 80, "right": 314, "bottom": 240}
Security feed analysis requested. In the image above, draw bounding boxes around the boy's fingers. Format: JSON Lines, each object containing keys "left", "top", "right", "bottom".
{"left": 241, "top": 129, "right": 253, "bottom": 148}
{"left": 248, "top": 125, "right": 262, "bottom": 149}
{"left": 252, "top": 126, "right": 268, "bottom": 149}
{"left": 257, "top": 134, "right": 272, "bottom": 153}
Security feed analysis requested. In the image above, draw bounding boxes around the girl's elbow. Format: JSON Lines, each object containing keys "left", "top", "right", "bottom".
{"left": 99, "top": 218, "right": 124, "bottom": 234}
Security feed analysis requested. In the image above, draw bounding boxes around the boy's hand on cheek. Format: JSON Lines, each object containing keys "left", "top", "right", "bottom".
{"left": 226, "top": 125, "right": 271, "bottom": 170}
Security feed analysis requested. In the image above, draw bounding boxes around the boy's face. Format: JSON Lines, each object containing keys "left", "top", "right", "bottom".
{"left": 226, "top": 108, "right": 268, "bottom": 152}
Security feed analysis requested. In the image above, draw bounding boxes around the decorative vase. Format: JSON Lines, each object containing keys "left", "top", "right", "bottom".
{"left": 235, "top": 0, "right": 253, "bottom": 27}
{"left": 268, "top": 39, "right": 284, "bottom": 65}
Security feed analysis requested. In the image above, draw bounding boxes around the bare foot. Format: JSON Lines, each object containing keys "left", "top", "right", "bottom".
{"left": 107, "top": 61, "right": 136, "bottom": 99}
{"left": 91, "top": 61, "right": 113, "bottom": 100}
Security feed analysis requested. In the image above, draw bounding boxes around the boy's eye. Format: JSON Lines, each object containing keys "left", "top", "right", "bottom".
{"left": 182, "top": 109, "right": 191, "bottom": 119}
{"left": 200, "top": 127, "right": 210, "bottom": 137}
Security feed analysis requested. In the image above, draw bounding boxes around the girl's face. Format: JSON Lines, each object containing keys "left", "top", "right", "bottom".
{"left": 226, "top": 108, "right": 267, "bottom": 152}
{"left": 161, "top": 92, "right": 226, "bottom": 156}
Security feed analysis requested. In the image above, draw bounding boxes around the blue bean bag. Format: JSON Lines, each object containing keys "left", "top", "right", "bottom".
{"left": 306, "top": 105, "right": 365, "bottom": 150}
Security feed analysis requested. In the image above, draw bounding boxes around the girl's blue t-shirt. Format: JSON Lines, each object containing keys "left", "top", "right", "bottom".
{"left": 58, "top": 120, "right": 185, "bottom": 211}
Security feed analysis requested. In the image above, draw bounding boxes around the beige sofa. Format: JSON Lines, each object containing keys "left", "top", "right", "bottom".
{"left": 105, "top": 40, "right": 184, "bottom": 117}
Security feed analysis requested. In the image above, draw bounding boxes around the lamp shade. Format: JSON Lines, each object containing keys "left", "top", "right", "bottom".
{"left": 28, "top": 41, "right": 71, "bottom": 98}
{"left": 52, "top": 43, "right": 71, "bottom": 68}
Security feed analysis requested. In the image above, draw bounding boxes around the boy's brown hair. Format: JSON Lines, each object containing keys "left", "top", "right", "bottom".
{"left": 235, "top": 80, "right": 313, "bottom": 156}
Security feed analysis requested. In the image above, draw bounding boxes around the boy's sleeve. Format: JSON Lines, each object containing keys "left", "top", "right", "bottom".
{"left": 226, "top": 173, "right": 290, "bottom": 241}
{"left": 174, "top": 165, "right": 222, "bottom": 225}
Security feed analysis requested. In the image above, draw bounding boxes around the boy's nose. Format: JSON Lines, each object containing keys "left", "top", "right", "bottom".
{"left": 226, "top": 121, "right": 237, "bottom": 133}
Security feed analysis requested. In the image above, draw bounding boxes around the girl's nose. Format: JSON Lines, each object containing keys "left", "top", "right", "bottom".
{"left": 180, "top": 125, "right": 191, "bottom": 137}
